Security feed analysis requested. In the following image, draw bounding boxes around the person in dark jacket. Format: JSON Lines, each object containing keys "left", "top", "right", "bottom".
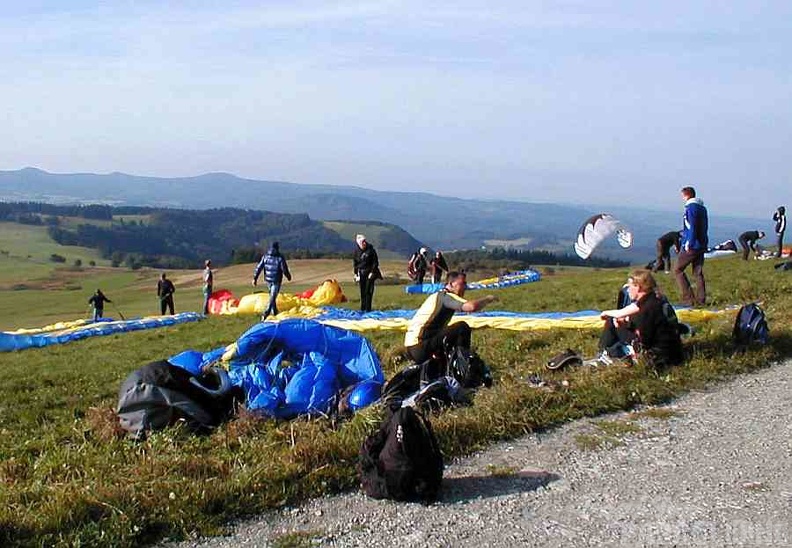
{"left": 413, "top": 247, "right": 429, "bottom": 285}
{"left": 430, "top": 250, "right": 449, "bottom": 283}
{"left": 157, "top": 272, "right": 176, "bottom": 315}
{"left": 652, "top": 231, "right": 681, "bottom": 273}
{"left": 202, "top": 259, "right": 213, "bottom": 314}
{"left": 674, "top": 186, "right": 708, "bottom": 306}
{"left": 88, "top": 289, "right": 112, "bottom": 322}
{"left": 253, "top": 242, "right": 292, "bottom": 321}
{"left": 596, "top": 270, "right": 684, "bottom": 368}
{"left": 773, "top": 206, "right": 786, "bottom": 258}
{"left": 738, "top": 230, "right": 766, "bottom": 260}
{"left": 352, "top": 234, "right": 381, "bottom": 312}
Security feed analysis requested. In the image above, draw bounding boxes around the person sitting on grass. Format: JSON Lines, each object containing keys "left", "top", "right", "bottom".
{"left": 404, "top": 270, "right": 497, "bottom": 380}
{"left": 595, "top": 269, "right": 684, "bottom": 368}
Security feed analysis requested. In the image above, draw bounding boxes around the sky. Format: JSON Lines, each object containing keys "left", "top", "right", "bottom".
{"left": 1, "top": 1, "right": 791, "bottom": 218}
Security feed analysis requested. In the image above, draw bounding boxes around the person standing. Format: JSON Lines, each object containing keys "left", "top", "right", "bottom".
{"left": 738, "top": 230, "right": 766, "bottom": 260}
{"left": 88, "top": 289, "right": 111, "bottom": 322}
{"left": 430, "top": 250, "right": 449, "bottom": 283}
{"left": 773, "top": 206, "right": 786, "bottom": 257}
{"left": 674, "top": 186, "right": 708, "bottom": 306}
{"left": 252, "top": 241, "right": 292, "bottom": 321}
{"left": 157, "top": 272, "right": 176, "bottom": 315}
{"left": 652, "top": 231, "right": 681, "bottom": 273}
{"left": 352, "top": 234, "right": 381, "bottom": 312}
{"left": 414, "top": 247, "right": 429, "bottom": 285}
{"left": 202, "top": 259, "right": 213, "bottom": 314}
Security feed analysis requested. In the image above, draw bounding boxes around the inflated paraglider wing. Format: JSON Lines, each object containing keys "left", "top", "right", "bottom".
{"left": 616, "top": 226, "right": 633, "bottom": 248}
{"left": 574, "top": 213, "right": 633, "bottom": 259}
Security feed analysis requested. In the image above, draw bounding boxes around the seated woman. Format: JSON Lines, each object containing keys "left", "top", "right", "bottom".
{"left": 597, "top": 269, "right": 684, "bottom": 368}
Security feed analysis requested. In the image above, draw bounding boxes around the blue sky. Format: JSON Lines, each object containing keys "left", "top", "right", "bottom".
{"left": 2, "top": 1, "right": 791, "bottom": 218}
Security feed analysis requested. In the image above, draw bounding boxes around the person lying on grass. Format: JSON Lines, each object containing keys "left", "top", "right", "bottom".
{"left": 596, "top": 269, "right": 684, "bottom": 368}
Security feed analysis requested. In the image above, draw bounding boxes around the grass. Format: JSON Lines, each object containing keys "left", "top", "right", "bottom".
{"left": 1, "top": 248, "right": 791, "bottom": 547}
{"left": 0, "top": 222, "right": 110, "bottom": 281}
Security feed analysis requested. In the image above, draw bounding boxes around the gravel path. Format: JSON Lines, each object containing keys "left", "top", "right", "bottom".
{"left": 170, "top": 360, "right": 792, "bottom": 547}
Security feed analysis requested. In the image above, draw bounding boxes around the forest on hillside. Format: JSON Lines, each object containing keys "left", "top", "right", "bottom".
{"left": 0, "top": 203, "right": 354, "bottom": 269}
{"left": 0, "top": 202, "right": 627, "bottom": 270}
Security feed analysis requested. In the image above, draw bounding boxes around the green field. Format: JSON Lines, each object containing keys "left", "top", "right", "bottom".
{"left": 1, "top": 227, "right": 791, "bottom": 547}
{"left": 0, "top": 222, "right": 111, "bottom": 281}
{"left": 322, "top": 221, "right": 403, "bottom": 259}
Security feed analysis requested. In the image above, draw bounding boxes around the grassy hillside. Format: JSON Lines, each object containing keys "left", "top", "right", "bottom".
{"left": 322, "top": 220, "right": 420, "bottom": 259}
{"left": 0, "top": 257, "right": 407, "bottom": 332}
{"left": 0, "top": 222, "right": 110, "bottom": 281}
{"left": 1, "top": 252, "right": 791, "bottom": 547}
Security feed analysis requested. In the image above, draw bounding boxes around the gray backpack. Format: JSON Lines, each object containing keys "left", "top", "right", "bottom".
{"left": 116, "top": 361, "right": 236, "bottom": 439}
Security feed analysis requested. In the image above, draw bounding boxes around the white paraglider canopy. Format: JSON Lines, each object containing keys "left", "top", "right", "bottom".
{"left": 574, "top": 213, "right": 633, "bottom": 259}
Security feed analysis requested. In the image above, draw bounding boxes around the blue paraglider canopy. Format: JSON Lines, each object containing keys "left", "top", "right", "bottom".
{"left": 169, "top": 319, "right": 384, "bottom": 419}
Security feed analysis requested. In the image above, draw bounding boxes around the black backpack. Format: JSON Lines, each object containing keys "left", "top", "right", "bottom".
{"left": 446, "top": 346, "right": 493, "bottom": 389}
{"left": 732, "top": 303, "right": 769, "bottom": 351}
{"left": 116, "top": 361, "right": 238, "bottom": 439}
{"left": 358, "top": 405, "right": 444, "bottom": 502}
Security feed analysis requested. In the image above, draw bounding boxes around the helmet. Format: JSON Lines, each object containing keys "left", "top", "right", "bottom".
{"left": 346, "top": 379, "right": 382, "bottom": 410}
{"left": 419, "top": 247, "right": 428, "bottom": 255}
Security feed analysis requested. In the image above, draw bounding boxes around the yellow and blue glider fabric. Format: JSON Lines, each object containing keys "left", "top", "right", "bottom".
{"left": 167, "top": 319, "right": 384, "bottom": 418}
{"left": 0, "top": 312, "right": 204, "bottom": 352}
{"left": 216, "top": 279, "right": 346, "bottom": 315}
{"left": 404, "top": 269, "right": 541, "bottom": 294}
{"left": 309, "top": 305, "right": 727, "bottom": 333}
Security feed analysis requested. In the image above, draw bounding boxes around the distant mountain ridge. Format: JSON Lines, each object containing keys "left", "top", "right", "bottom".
{"left": 0, "top": 167, "right": 768, "bottom": 260}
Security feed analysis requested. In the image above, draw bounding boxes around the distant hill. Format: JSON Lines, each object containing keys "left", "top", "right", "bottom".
{"left": 0, "top": 202, "right": 422, "bottom": 268}
{"left": 0, "top": 167, "right": 770, "bottom": 260}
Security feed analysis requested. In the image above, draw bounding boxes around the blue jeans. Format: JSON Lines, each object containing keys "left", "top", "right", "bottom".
{"left": 263, "top": 282, "right": 281, "bottom": 319}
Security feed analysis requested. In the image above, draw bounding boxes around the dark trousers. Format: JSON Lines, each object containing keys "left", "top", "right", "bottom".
{"left": 738, "top": 235, "right": 756, "bottom": 260}
{"left": 653, "top": 241, "right": 671, "bottom": 272}
{"left": 203, "top": 290, "right": 211, "bottom": 314}
{"left": 415, "top": 270, "right": 426, "bottom": 285}
{"left": 777, "top": 232, "right": 785, "bottom": 257}
{"left": 599, "top": 318, "right": 636, "bottom": 355}
{"left": 674, "top": 249, "right": 706, "bottom": 305}
{"left": 160, "top": 296, "right": 174, "bottom": 315}
{"left": 359, "top": 276, "right": 376, "bottom": 312}
{"left": 405, "top": 321, "right": 472, "bottom": 366}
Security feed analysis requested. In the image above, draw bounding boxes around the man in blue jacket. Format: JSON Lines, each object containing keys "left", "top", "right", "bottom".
{"left": 252, "top": 242, "right": 292, "bottom": 321}
{"left": 674, "top": 186, "right": 709, "bottom": 306}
